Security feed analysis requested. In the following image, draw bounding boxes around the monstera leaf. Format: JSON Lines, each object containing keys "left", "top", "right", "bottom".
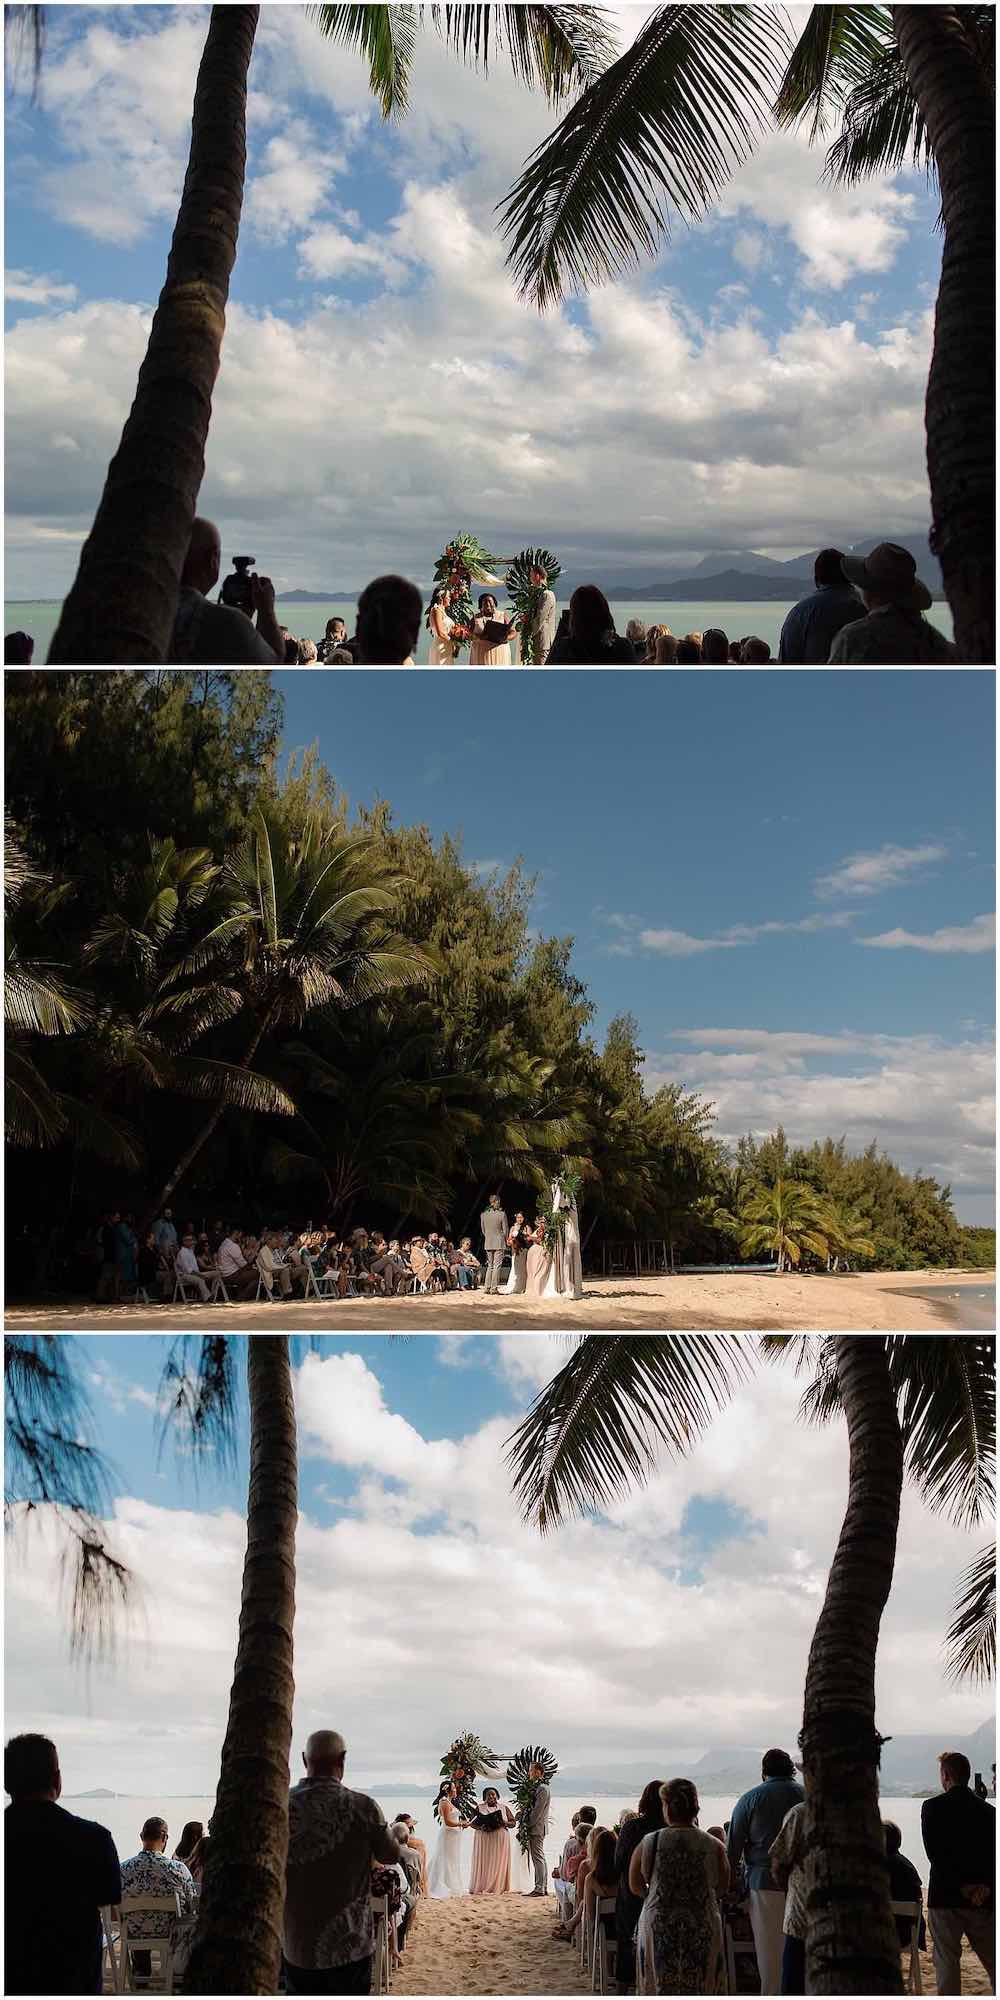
{"left": 504, "top": 548, "right": 562, "bottom": 663}
{"left": 433, "top": 534, "right": 506, "bottom": 640}
{"left": 506, "top": 1742, "right": 559, "bottom": 1852}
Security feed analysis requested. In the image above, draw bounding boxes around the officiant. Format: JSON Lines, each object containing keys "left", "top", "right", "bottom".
{"left": 468, "top": 1788, "right": 516, "bottom": 1896}
{"left": 469, "top": 594, "right": 516, "bottom": 666}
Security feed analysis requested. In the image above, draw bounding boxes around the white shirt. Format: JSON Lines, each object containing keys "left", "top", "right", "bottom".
{"left": 217, "top": 1236, "right": 246, "bottom": 1275}
{"left": 176, "top": 1246, "right": 200, "bottom": 1276}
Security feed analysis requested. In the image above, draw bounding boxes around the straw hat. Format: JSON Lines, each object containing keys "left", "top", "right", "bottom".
{"left": 841, "top": 542, "right": 933, "bottom": 611}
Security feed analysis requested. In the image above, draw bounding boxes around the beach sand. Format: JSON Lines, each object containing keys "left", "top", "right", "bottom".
{"left": 10, "top": 1269, "right": 993, "bottom": 1333}
{"left": 385, "top": 1894, "right": 991, "bottom": 1996}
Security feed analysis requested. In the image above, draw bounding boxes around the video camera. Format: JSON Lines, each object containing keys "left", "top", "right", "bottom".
{"left": 220, "top": 555, "right": 257, "bottom": 616}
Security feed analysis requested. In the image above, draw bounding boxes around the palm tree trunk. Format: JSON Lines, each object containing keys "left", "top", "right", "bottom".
{"left": 145, "top": 1017, "right": 267, "bottom": 1226}
{"left": 48, "top": 6, "right": 259, "bottom": 663}
{"left": 801, "top": 1337, "right": 905, "bottom": 1995}
{"left": 185, "top": 1336, "right": 297, "bottom": 1993}
{"left": 892, "top": 6, "right": 994, "bottom": 662}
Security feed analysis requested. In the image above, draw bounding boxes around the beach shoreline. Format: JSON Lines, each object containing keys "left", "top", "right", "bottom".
{"left": 8, "top": 1269, "right": 993, "bottom": 1333}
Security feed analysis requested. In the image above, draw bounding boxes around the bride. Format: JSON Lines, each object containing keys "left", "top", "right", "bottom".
{"left": 427, "top": 1780, "right": 471, "bottom": 1898}
{"left": 542, "top": 1177, "right": 583, "bottom": 1300}
{"left": 427, "top": 587, "right": 462, "bottom": 665}
{"left": 502, "top": 1212, "right": 529, "bottom": 1295}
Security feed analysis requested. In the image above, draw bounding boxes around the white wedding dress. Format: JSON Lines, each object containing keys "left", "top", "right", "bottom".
{"left": 428, "top": 1806, "right": 469, "bottom": 1898}
{"left": 429, "top": 609, "right": 457, "bottom": 665}
{"left": 503, "top": 1232, "right": 528, "bottom": 1294}
{"left": 541, "top": 1179, "right": 584, "bottom": 1300}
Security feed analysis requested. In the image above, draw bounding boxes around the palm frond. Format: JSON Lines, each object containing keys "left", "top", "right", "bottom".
{"left": 432, "top": 4, "right": 618, "bottom": 103}
{"left": 157, "top": 1336, "right": 240, "bottom": 1479}
{"left": 169, "top": 1057, "right": 297, "bottom": 1117}
{"left": 944, "top": 1543, "right": 996, "bottom": 1685}
{"left": 891, "top": 1336, "right": 995, "bottom": 1529}
{"left": 505, "top": 1333, "right": 747, "bottom": 1531}
{"left": 308, "top": 5, "right": 418, "bottom": 118}
{"left": 500, "top": 3, "right": 789, "bottom": 309}
{"left": 774, "top": 3, "right": 888, "bottom": 140}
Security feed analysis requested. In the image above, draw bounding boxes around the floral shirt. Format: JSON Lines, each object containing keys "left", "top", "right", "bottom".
{"left": 769, "top": 1801, "right": 808, "bottom": 1939}
{"left": 120, "top": 1850, "right": 196, "bottom": 1938}
{"left": 284, "top": 1778, "right": 401, "bottom": 1970}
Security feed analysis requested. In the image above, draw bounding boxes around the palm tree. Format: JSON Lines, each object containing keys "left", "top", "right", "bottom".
{"left": 147, "top": 807, "right": 437, "bottom": 1215}
{"left": 821, "top": 1197, "right": 876, "bottom": 1271}
{"left": 500, "top": 4, "right": 996, "bottom": 661}
{"left": 506, "top": 1333, "right": 994, "bottom": 1995}
{"left": 5, "top": 821, "right": 95, "bottom": 1153}
{"left": 738, "top": 1176, "right": 830, "bottom": 1272}
{"left": 46, "top": 3, "right": 616, "bottom": 663}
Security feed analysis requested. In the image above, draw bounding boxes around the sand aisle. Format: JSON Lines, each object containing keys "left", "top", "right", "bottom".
{"left": 6, "top": 1270, "right": 991, "bottom": 1332}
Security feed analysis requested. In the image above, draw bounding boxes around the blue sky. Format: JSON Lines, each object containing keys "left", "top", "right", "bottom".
{"left": 275, "top": 667, "right": 995, "bottom": 1217}
{"left": 5, "top": 1334, "right": 987, "bottom": 1794}
{"left": 7, "top": 5, "right": 948, "bottom": 596}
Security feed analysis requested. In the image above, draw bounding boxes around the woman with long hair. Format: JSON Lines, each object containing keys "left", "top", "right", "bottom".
{"left": 523, "top": 1218, "right": 553, "bottom": 1298}
{"left": 615, "top": 1779, "right": 665, "bottom": 1992}
{"left": 173, "top": 1821, "right": 204, "bottom": 1865}
{"left": 427, "top": 586, "right": 460, "bottom": 665}
{"left": 545, "top": 586, "right": 637, "bottom": 664}
{"left": 630, "top": 1779, "right": 729, "bottom": 1993}
{"left": 427, "top": 1781, "right": 471, "bottom": 1898}
{"left": 554, "top": 1826, "right": 617, "bottom": 1942}
{"left": 502, "top": 1212, "right": 529, "bottom": 1295}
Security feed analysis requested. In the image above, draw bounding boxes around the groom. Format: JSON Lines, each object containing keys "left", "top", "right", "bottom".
{"left": 523, "top": 1763, "right": 551, "bottom": 1896}
{"left": 480, "top": 1193, "right": 508, "bottom": 1294}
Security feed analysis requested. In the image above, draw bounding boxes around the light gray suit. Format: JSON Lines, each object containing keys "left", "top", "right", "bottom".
{"left": 481, "top": 1204, "right": 508, "bottom": 1293}
{"left": 523, "top": 588, "right": 557, "bottom": 663}
{"left": 526, "top": 1781, "right": 551, "bottom": 1892}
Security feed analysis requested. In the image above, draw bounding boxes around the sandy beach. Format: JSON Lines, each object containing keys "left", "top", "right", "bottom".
{"left": 385, "top": 1894, "right": 990, "bottom": 1996}
{"left": 8, "top": 1269, "right": 993, "bottom": 1333}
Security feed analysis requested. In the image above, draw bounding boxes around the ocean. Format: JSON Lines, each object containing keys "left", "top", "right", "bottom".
{"left": 71, "top": 1787, "right": 932, "bottom": 1874}
{"left": 6, "top": 597, "right": 956, "bottom": 667}
{"left": 900, "top": 1282, "right": 996, "bottom": 1330}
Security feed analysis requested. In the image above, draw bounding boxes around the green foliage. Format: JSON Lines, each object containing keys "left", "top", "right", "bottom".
{"left": 436, "top": 1731, "right": 501, "bottom": 1820}
{"left": 505, "top": 548, "right": 562, "bottom": 662}
{"left": 505, "top": 1744, "right": 558, "bottom": 1854}
{"left": 958, "top": 1227, "right": 996, "bottom": 1271}
{"left": 432, "top": 533, "right": 505, "bottom": 641}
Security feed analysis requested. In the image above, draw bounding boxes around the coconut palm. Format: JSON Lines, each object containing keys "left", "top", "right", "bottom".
{"left": 506, "top": 1333, "right": 994, "bottom": 1995}
{"left": 738, "top": 1176, "right": 830, "bottom": 1272}
{"left": 821, "top": 1197, "right": 876, "bottom": 1270}
{"left": 5, "top": 822, "right": 93, "bottom": 1152}
{"left": 46, "top": 3, "right": 616, "bottom": 663}
{"left": 147, "top": 807, "right": 437, "bottom": 1215}
{"left": 500, "top": 4, "right": 996, "bottom": 661}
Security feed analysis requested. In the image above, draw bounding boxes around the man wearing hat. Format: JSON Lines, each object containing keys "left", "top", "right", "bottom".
{"left": 828, "top": 543, "right": 958, "bottom": 662}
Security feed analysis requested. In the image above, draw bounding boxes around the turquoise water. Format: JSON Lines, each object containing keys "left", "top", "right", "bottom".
{"left": 900, "top": 1282, "right": 995, "bottom": 1330}
{"left": 6, "top": 596, "right": 956, "bottom": 666}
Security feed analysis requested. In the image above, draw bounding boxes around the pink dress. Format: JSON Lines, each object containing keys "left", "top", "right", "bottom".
{"left": 470, "top": 1818, "right": 513, "bottom": 1895}
{"left": 524, "top": 1239, "right": 552, "bottom": 1297}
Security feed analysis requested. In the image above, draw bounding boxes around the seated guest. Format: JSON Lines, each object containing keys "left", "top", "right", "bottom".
{"left": 120, "top": 1814, "right": 196, "bottom": 1970}
{"left": 741, "top": 635, "right": 772, "bottom": 662}
{"left": 701, "top": 627, "right": 729, "bottom": 663}
{"left": 5, "top": 630, "right": 35, "bottom": 664}
{"left": 555, "top": 1826, "right": 616, "bottom": 1942}
{"left": 4, "top": 1732, "right": 121, "bottom": 1995}
{"left": 675, "top": 637, "right": 701, "bottom": 663}
{"left": 546, "top": 587, "right": 637, "bottom": 664}
{"left": 173, "top": 1821, "right": 203, "bottom": 1867}
{"left": 728, "top": 639, "right": 744, "bottom": 662}
{"left": 390, "top": 1825, "right": 422, "bottom": 1952}
{"left": 631, "top": 1779, "right": 730, "bottom": 1993}
{"left": 372, "top": 1238, "right": 409, "bottom": 1295}
{"left": 921, "top": 1749, "right": 995, "bottom": 1995}
{"left": 644, "top": 624, "right": 668, "bottom": 662}
{"left": 778, "top": 549, "right": 864, "bottom": 663}
{"left": 356, "top": 575, "right": 423, "bottom": 665}
{"left": 257, "top": 1229, "right": 293, "bottom": 1299}
{"left": 447, "top": 1239, "right": 476, "bottom": 1289}
{"left": 456, "top": 1237, "right": 481, "bottom": 1282}
{"left": 410, "top": 1237, "right": 445, "bottom": 1291}
{"left": 553, "top": 1811, "right": 583, "bottom": 1923}
{"left": 829, "top": 543, "right": 957, "bottom": 662}
{"left": 392, "top": 1814, "right": 428, "bottom": 1894}
{"left": 614, "top": 1780, "right": 664, "bottom": 1992}
{"left": 187, "top": 1833, "right": 211, "bottom": 1888}
{"left": 319, "top": 616, "right": 348, "bottom": 662}
{"left": 296, "top": 638, "right": 319, "bottom": 664}
{"left": 168, "top": 518, "right": 282, "bottom": 663}
{"left": 625, "top": 618, "right": 648, "bottom": 657}
{"left": 329, "top": 646, "right": 354, "bottom": 663}
{"left": 176, "top": 1231, "right": 210, "bottom": 1300}
{"left": 654, "top": 633, "right": 679, "bottom": 663}
{"left": 217, "top": 1226, "right": 258, "bottom": 1298}
{"left": 283, "top": 1729, "right": 405, "bottom": 1995}
{"left": 883, "top": 1821, "right": 926, "bottom": 1952}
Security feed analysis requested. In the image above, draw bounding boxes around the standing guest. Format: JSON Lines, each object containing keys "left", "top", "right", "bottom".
{"left": 480, "top": 1193, "right": 509, "bottom": 1294}
{"left": 357, "top": 574, "right": 424, "bottom": 665}
{"left": 153, "top": 1207, "right": 179, "bottom": 1260}
{"left": 654, "top": 633, "right": 679, "bottom": 663}
{"left": 631, "top": 1779, "right": 729, "bottom": 1992}
{"left": 173, "top": 1821, "right": 204, "bottom": 1867}
{"left": 768, "top": 1798, "right": 807, "bottom": 1995}
{"left": 96, "top": 1209, "right": 121, "bottom": 1301}
{"left": 520, "top": 566, "right": 559, "bottom": 663}
{"left": 524, "top": 1219, "right": 553, "bottom": 1297}
{"left": 778, "top": 549, "right": 864, "bottom": 663}
{"left": 700, "top": 627, "right": 729, "bottom": 663}
{"left": 728, "top": 1749, "right": 804, "bottom": 1996}
{"left": 5, "top": 631, "right": 34, "bottom": 664}
{"left": 137, "top": 1228, "right": 167, "bottom": 1301}
{"left": 469, "top": 1788, "right": 517, "bottom": 1895}
{"left": 626, "top": 618, "right": 648, "bottom": 657}
{"left": 176, "top": 1231, "right": 211, "bottom": 1301}
{"left": 167, "top": 517, "right": 282, "bottom": 663}
{"left": 883, "top": 1821, "right": 926, "bottom": 1952}
{"left": 4, "top": 1732, "right": 121, "bottom": 1995}
{"left": 545, "top": 586, "right": 636, "bottom": 664}
{"left": 829, "top": 543, "right": 958, "bottom": 662}
{"left": 614, "top": 1780, "right": 665, "bottom": 1994}
{"left": 283, "top": 1729, "right": 405, "bottom": 1995}
{"left": 523, "top": 1761, "right": 551, "bottom": 1896}
{"left": 319, "top": 616, "right": 349, "bottom": 662}
{"left": 120, "top": 1814, "right": 196, "bottom": 1975}
{"left": 921, "top": 1749, "right": 995, "bottom": 1994}
{"left": 741, "top": 636, "right": 772, "bottom": 662}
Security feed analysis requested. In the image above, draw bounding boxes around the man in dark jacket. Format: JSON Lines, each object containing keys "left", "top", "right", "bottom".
{"left": 778, "top": 548, "right": 865, "bottom": 663}
{"left": 921, "top": 1750, "right": 995, "bottom": 1994}
{"left": 5, "top": 1733, "right": 122, "bottom": 1995}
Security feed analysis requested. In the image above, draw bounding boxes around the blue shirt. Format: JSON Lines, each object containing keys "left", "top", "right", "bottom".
{"left": 727, "top": 1775, "right": 805, "bottom": 1889}
{"left": 778, "top": 584, "right": 864, "bottom": 663}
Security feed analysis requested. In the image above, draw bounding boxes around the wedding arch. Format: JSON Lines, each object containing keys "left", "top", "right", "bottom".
{"left": 431, "top": 534, "right": 561, "bottom": 659}
{"left": 506, "top": 1744, "right": 559, "bottom": 1855}
{"left": 434, "top": 1731, "right": 558, "bottom": 1850}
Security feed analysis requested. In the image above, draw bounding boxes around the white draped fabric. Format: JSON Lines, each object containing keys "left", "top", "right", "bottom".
{"left": 541, "top": 1179, "right": 583, "bottom": 1299}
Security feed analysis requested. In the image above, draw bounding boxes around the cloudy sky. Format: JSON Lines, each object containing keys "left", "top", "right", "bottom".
{"left": 275, "top": 669, "right": 996, "bottom": 1223}
{"left": 5, "top": 1334, "right": 989, "bottom": 1800}
{"left": 5, "top": 4, "right": 947, "bottom": 598}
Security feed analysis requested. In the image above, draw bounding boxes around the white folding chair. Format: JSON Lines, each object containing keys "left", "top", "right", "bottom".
{"left": 172, "top": 1265, "right": 210, "bottom": 1306}
{"left": 578, "top": 1894, "right": 593, "bottom": 1970}
{"left": 892, "top": 1901, "right": 924, "bottom": 1994}
{"left": 101, "top": 1907, "right": 124, "bottom": 1994}
{"left": 371, "top": 1894, "right": 391, "bottom": 1994}
{"left": 722, "top": 1901, "right": 759, "bottom": 1996}
{"left": 591, "top": 1897, "right": 617, "bottom": 1993}
{"left": 304, "top": 1262, "right": 341, "bottom": 1301}
{"left": 119, "top": 1891, "right": 181, "bottom": 1994}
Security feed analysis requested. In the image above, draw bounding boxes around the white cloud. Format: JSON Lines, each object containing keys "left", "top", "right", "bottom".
{"left": 816, "top": 842, "right": 948, "bottom": 900}
{"left": 616, "top": 913, "right": 855, "bottom": 956}
{"left": 716, "top": 129, "right": 916, "bottom": 291}
{"left": 647, "top": 1028, "right": 995, "bottom": 1203}
{"left": 246, "top": 133, "right": 345, "bottom": 245}
{"left": 860, "top": 914, "right": 995, "bottom": 955}
{"left": 6, "top": 269, "right": 78, "bottom": 307}
{"left": 4, "top": 1350, "right": 987, "bottom": 1801}
{"left": 638, "top": 929, "right": 743, "bottom": 958}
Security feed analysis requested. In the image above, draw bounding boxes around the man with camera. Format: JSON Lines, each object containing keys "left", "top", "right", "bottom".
{"left": 168, "top": 517, "right": 284, "bottom": 663}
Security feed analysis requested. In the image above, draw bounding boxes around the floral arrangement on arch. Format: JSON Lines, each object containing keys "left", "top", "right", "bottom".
{"left": 505, "top": 1743, "right": 558, "bottom": 1855}
{"left": 539, "top": 1163, "right": 584, "bottom": 1248}
{"left": 504, "top": 548, "right": 562, "bottom": 664}
{"left": 432, "top": 534, "right": 505, "bottom": 651}
{"left": 435, "top": 1730, "right": 501, "bottom": 1821}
